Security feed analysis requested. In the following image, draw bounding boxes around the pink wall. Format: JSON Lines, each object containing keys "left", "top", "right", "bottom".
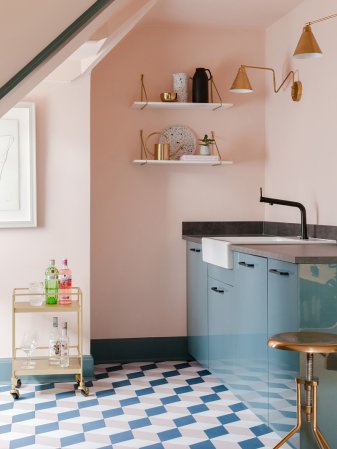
{"left": 0, "top": 77, "right": 91, "bottom": 357}
{"left": 265, "top": 0, "right": 337, "bottom": 226}
{"left": 91, "top": 23, "right": 266, "bottom": 339}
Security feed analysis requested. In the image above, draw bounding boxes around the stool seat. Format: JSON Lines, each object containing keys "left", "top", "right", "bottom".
{"left": 268, "top": 331, "right": 337, "bottom": 449}
{"left": 268, "top": 331, "right": 337, "bottom": 354}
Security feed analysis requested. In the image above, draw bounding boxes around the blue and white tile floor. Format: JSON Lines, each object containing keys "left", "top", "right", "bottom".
{"left": 0, "top": 361, "right": 289, "bottom": 449}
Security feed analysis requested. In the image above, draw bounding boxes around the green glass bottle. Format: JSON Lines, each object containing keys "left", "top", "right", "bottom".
{"left": 45, "top": 259, "right": 59, "bottom": 304}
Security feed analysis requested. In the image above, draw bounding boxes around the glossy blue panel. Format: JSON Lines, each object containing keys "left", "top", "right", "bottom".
{"left": 299, "top": 264, "right": 337, "bottom": 449}
{"left": 208, "top": 278, "right": 234, "bottom": 381}
{"left": 233, "top": 252, "right": 268, "bottom": 423}
{"left": 187, "top": 242, "right": 208, "bottom": 366}
{"left": 267, "top": 259, "right": 299, "bottom": 448}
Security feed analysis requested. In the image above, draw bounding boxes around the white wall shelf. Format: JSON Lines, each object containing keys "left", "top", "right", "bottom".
{"left": 132, "top": 101, "right": 233, "bottom": 111}
{"left": 132, "top": 160, "right": 233, "bottom": 166}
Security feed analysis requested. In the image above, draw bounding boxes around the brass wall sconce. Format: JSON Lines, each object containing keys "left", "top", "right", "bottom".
{"left": 293, "top": 12, "right": 337, "bottom": 59}
{"left": 229, "top": 65, "right": 302, "bottom": 102}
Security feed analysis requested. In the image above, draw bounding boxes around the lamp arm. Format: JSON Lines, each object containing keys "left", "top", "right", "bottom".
{"left": 274, "top": 71, "right": 296, "bottom": 93}
{"left": 306, "top": 12, "right": 337, "bottom": 26}
{"left": 242, "top": 65, "right": 295, "bottom": 94}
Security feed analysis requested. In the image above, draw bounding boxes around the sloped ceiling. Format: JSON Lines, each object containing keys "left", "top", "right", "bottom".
{"left": 0, "top": 0, "right": 97, "bottom": 87}
{"left": 0, "top": 0, "right": 158, "bottom": 116}
{"left": 139, "top": 0, "right": 305, "bottom": 29}
{"left": 0, "top": 0, "right": 306, "bottom": 114}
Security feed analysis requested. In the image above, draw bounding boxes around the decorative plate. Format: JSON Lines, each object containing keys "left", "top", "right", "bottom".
{"left": 159, "top": 125, "right": 196, "bottom": 160}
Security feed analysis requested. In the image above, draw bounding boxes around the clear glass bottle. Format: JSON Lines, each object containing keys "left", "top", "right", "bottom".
{"left": 60, "top": 321, "right": 69, "bottom": 368}
{"left": 45, "top": 259, "right": 59, "bottom": 305}
{"left": 58, "top": 259, "right": 72, "bottom": 305}
{"left": 49, "top": 317, "right": 60, "bottom": 365}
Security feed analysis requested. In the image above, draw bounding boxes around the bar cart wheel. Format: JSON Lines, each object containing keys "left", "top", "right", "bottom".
{"left": 79, "top": 385, "right": 90, "bottom": 396}
{"left": 10, "top": 388, "right": 20, "bottom": 399}
{"left": 75, "top": 374, "right": 81, "bottom": 385}
{"left": 15, "top": 378, "right": 21, "bottom": 388}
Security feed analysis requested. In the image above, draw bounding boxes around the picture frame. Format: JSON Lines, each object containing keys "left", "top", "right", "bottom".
{"left": 0, "top": 102, "right": 36, "bottom": 228}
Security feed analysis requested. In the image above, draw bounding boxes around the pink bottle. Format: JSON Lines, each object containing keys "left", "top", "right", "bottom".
{"left": 58, "top": 259, "right": 72, "bottom": 305}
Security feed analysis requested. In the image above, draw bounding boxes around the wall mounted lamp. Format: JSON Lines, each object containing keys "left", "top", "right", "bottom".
{"left": 229, "top": 65, "right": 302, "bottom": 102}
{"left": 293, "top": 12, "right": 337, "bottom": 59}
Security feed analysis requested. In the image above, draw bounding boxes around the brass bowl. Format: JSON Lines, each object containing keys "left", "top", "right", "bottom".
{"left": 160, "top": 92, "right": 177, "bottom": 102}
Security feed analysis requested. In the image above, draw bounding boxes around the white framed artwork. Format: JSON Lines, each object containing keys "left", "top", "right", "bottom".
{"left": 0, "top": 102, "right": 36, "bottom": 227}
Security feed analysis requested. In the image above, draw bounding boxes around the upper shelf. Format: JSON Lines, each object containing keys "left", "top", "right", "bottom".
{"left": 14, "top": 301, "right": 80, "bottom": 313}
{"left": 132, "top": 101, "right": 234, "bottom": 111}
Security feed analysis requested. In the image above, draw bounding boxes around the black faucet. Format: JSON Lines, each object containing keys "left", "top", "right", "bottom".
{"left": 260, "top": 187, "right": 308, "bottom": 240}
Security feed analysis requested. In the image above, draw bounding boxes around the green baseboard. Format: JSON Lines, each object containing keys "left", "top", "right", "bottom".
{"left": 0, "top": 355, "right": 94, "bottom": 384}
{"left": 91, "top": 336, "right": 191, "bottom": 364}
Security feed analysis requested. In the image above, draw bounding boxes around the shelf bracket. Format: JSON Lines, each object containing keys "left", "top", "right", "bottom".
{"left": 140, "top": 74, "right": 148, "bottom": 109}
{"left": 211, "top": 130, "right": 222, "bottom": 164}
{"left": 210, "top": 78, "right": 223, "bottom": 110}
{"left": 140, "top": 129, "right": 148, "bottom": 163}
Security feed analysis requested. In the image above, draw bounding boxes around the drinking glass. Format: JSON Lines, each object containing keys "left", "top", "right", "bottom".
{"left": 29, "top": 282, "right": 44, "bottom": 306}
{"left": 21, "top": 331, "right": 38, "bottom": 369}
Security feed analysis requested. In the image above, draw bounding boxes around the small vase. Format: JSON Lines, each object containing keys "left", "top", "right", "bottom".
{"left": 172, "top": 73, "right": 188, "bottom": 102}
{"left": 199, "top": 145, "right": 210, "bottom": 155}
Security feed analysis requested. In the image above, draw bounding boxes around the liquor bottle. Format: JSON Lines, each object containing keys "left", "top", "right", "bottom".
{"left": 58, "top": 259, "right": 72, "bottom": 305}
{"left": 45, "top": 259, "right": 59, "bottom": 305}
{"left": 60, "top": 321, "right": 69, "bottom": 368}
{"left": 49, "top": 317, "right": 60, "bottom": 365}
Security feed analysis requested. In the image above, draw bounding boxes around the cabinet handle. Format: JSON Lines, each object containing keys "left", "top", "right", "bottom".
{"left": 189, "top": 248, "right": 201, "bottom": 253}
{"left": 211, "top": 286, "right": 225, "bottom": 294}
{"left": 269, "top": 268, "right": 289, "bottom": 276}
{"left": 238, "top": 261, "right": 255, "bottom": 268}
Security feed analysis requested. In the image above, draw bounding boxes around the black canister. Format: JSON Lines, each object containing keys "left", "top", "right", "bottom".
{"left": 192, "top": 68, "right": 212, "bottom": 103}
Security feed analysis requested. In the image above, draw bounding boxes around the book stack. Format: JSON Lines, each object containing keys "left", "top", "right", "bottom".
{"left": 180, "top": 154, "right": 220, "bottom": 161}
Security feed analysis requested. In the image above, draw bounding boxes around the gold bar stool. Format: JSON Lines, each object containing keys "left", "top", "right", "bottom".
{"left": 268, "top": 331, "right": 337, "bottom": 449}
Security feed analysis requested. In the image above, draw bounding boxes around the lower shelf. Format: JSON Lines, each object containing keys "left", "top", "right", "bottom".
{"left": 133, "top": 160, "right": 233, "bottom": 166}
{"left": 13, "top": 356, "right": 82, "bottom": 376}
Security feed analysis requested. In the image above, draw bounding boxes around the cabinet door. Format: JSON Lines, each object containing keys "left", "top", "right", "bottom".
{"left": 208, "top": 279, "right": 234, "bottom": 383}
{"left": 267, "top": 259, "right": 299, "bottom": 446}
{"left": 233, "top": 252, "right": 268, "bottom": 423}
{"left": 186, "top": 241, "right": 208, "bottom": 367}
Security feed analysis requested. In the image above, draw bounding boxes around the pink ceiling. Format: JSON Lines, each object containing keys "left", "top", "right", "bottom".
{"left": 140, "top": 0, "right": 305, "bottom": 29}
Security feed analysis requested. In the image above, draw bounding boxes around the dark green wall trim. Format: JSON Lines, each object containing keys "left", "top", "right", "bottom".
{"left": 91, "top": 337, "right": 191, "bottom": 364}
{"left": 0, "top": 0, "right": 114, "bottom": 100}
{"left": 0, "top": 355, "right": 94, "bottom": 384}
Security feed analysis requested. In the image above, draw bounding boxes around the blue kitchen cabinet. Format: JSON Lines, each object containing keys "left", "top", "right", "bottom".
{"left": 267, "top": 259, "right": 299, "bottom": 446}
{"left": 208, "top": 271, "right": 234, "bottom": 384}
{"left": 186, "top": 242, "right": 337, "bottom": 448}
{"left": 186, "top": 241, "right": 208, "bottom": 366}
{"left": 233, "top": 252, "right": 268, "bottom": 423}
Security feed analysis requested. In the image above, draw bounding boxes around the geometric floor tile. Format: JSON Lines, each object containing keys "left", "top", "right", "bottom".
{"left": 0, "top": 361, "right": 292, "bottom": 449}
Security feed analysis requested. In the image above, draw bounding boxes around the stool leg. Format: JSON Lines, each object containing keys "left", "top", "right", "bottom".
{"left": 311, "top": 381, "right": 330, "bottom": 449}
{"left": 273, "top": 378, "right": 302, "bottom": 449}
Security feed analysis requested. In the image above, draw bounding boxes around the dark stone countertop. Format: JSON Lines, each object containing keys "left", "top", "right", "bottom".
{"left": 182, "top": 235, "right": 337, "bottom": 264}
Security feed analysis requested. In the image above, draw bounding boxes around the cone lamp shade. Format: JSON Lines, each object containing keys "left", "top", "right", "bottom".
{"left": 293, "top": 25, "right": 322, "bottom": 59}
{"left": 230, "top": 66, "right": 253, "bottom": 93}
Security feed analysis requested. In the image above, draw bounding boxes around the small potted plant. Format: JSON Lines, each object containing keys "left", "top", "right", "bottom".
{"left": 199, "top": 134, "right": 215, "bottom": 155}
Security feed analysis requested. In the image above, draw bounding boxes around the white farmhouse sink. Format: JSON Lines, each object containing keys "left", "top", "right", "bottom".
{"left": 202, "top": 236, "right": 336, "bottom": 270}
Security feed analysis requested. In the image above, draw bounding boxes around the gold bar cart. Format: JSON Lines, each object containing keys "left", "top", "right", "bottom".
{"left": 10, "top": 287, "right": 89, "bottom": 399}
